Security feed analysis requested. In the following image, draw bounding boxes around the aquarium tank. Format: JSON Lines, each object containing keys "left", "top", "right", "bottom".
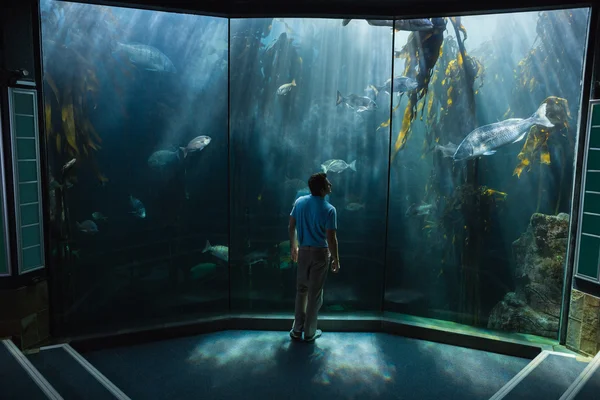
{"left": 40, "top": 0, "right": 590, "bottom": 341}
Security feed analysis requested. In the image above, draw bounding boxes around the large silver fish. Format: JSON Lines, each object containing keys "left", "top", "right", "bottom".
{"left": 453, "top": 103, "right": 554, "bottom": 161}
{"left": 113, "top": 42, "right": 177, "bottom": 73}
{"left": 342, "top": 19, "right": 433, "bottom": 31}
{"left": 321, "top": 159, "right": 356, "bottom": 173}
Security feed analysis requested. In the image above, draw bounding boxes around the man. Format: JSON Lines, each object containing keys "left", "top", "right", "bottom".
{"left": 288, "top": 172, "right": 340, "bottom": 343}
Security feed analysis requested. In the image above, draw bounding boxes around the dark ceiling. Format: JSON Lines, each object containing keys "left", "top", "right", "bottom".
{"left": 69, "top": 0, "right": 593, "bottom": 18}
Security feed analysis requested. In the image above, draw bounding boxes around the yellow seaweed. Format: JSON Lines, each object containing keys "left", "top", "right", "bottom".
{"left": 61, "top": 103, "right": 79, "bottom": 155}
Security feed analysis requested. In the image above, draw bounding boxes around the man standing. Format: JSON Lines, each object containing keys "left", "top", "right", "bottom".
{"left": 288, "top": 172, "right": 340, "bottom": 342}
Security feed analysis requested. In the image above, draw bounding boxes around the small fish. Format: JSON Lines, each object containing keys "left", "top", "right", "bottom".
{"left": 284, "top": 177, "right": 308, "bottom": 191}
{"left": 77, "top": 220, "right": 98, "bottom": 234}
{"left": 345, "top": 202, "right": 365, "bottom": 211}
{"left": 321, "top": 159, "right": 357, "bottom": 173}
{"left": 190, "top": 262, "right": 217, "bottom": 280}
{"left": 277, "top": 79, "right": 297, "bottom": 95}
{"left": 244, "top": 250, "right": 269, "bottom": 266}
{"left": 181, "top": 135, "right": 211, "bottom": 158}
{"left": 279, "top": 261, "right": 292, "bottom": 270}
{"left": 405, "top": 203, "right": 434, "bottom": 217}
{"left": 129, "top": 195, "right": 146, "bottom": 219}
{"left": 203, "top": 240, "right": 229, "bottom": 262}
{"left": 148, "top": 149, "right": 184, "bottom": 171}
{"left": 336, "top": 91, "right": 377, "bottom": 112}
{"left": 91, "top": 212, "right": 107, "bottom": 221}
{"left": 453, "top": 103, "right": 554, "bottom": 161}
{"left": 370, "top": 76, "right": 418, "bottom": 96}
{"left": 62, "top": 158, "right": 76, "bottom": 172}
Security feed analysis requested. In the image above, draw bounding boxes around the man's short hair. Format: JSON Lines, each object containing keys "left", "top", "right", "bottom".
{"left": 308, "top": 172, "right": 328, "bottom": 196}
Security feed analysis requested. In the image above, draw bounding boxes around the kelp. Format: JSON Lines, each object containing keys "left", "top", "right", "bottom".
{"left": 504, "top": 10, "right": 587, "bottom": 213}
{"left": 513, "top": 96, "right": 571, "bottom": 177}
{"left": 42, "top": 1, "right": 129, "bottom": 186}
{"left": 391, "top": 18, "right": 446, "bottom": 160}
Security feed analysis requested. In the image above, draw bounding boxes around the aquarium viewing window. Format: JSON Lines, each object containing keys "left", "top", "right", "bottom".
{"left": 39, "top": 0, "right": 591, "bottom": 342}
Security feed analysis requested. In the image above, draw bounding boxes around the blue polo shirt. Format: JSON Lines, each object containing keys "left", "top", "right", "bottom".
{"left": 290, "top": 195, "right": 337, "bottom": 248}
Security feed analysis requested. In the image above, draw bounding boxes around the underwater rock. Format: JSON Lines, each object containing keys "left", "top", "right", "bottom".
{"left": 488, "top": 212, "right": 569, "bottom": 338}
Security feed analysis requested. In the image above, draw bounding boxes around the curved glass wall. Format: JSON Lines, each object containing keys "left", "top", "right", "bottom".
{"left": 385, "top": 10, "right": 590, "bottom": 339}
{"left": 41, "top": 0, "right": 229, "bottom": 335}
{"left": 40, "top": 1, "right": 590, "bottom": 341}
{"left": 229, "top": 18, "right": 392, "bottom": 313}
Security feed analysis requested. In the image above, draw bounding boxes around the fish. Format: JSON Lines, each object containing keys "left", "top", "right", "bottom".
{"left": 190, "top": 262, "right": 217, "bottom": 280}
{"left": 91, "top": 212, "right": 107, "bottom": 221}
{"left": 113, "top": 42, "right": 176, "bottom": 73}
{"left": 342, "top": 19, "right": 433, "bottom": 31}
{"left": 181, "top": 135, "right": 211, "bottom": 157}
{"left": 129, "top": 195, "right": 146, "bottom": 219}
{"left": 336, "top": 91, "right": 377, "bottom": 112}
{"left": 284, "top": 177, "right": 308, "bottom": 191}
{"left": 244, "top": 250, "right": 269, "bottom": 266}
{"left": 62, "top": 158, "right": 76, "bottom": 172}
{"left": 345, "top": 202, "right": 365, "bottom": 211}
{"left": 147, "top": 149, "right": 184, "bottom": 171}
{"left": 279, "top": 261, "right": 292, "bottom": 270}
{"left": 321, "top": 159, "right": 357, "bottom": 173}
{"left": 203, "top": 240, "right": 229, "bottom": 262}
{"left": 434, "top": 142, "right": 458, "bottom": 158}
{"left": 370, "top": 76, "right": 418, "bottom": 96}
{"left": 405, "top": 203, "right": 434, "bottom": 217}
{"left": 277, "top": 79, "right": 297, "bottom": 95}
{"left": 77, "top": 220, "right": 98, "bottom": 234}
{"left": 453, "top": 103, "right": 554, "bottom": 161}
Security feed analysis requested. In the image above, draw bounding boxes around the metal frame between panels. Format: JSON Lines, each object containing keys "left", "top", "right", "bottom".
{"left": 574, "top": 99, "right": 600, "bottom": 283}
{"left": 8, "top": 87, "right": 45, "bottom": 275}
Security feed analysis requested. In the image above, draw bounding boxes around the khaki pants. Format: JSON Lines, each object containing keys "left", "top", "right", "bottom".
{"left": 292, "top": 246, "right": 330, "bottom": 338}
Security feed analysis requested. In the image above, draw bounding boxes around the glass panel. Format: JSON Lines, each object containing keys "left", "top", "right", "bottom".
{"left": 592, "top": 105, "right": 600, "bottom": 126}
{"left": 386, "top": 9, "right": 590, "bottom": 340}
{"left": 20, "top": 203, "right": 39, "bottom": 226}
{"left": 589, "top": 126, "right": 600, "bottom": 148}
{"left": 19, "top": 182, "right": 38, "bottom": 204}
{"left": 15, "top": 115, "right": 35, "bottom": 138}
{"left": 22, "top": 225, "right": 41, "bottom": 248}
{"left": 588, "top": 150, "right": 600, "bottom": 170}
{"left": 584, "top": 192, "right": 600, "bottom": 214}
{"left": 585, "top": 172, "right": 600, "bottom": 192}
{"left": 578, "top": 235, "right": 600, "bottom": 279}
{"left": 22, "top": 245, "right": 42, "bottom": 271}
{"left": 41, "top": 0, "right": 229, "bottom": 336}
{"left": 18, "top": 161, "right": 38, "bottom": 182}
{"left": 582, "top": 213, "right": 600, "bottom": 237}
{"left": 13, "top": 92, "right": 34, "bottom": 115}
{"left": 16, "top": 138, "right": 36, "bottom": 160}
{"left": 230, "top": 18, "right": 392, "bottom": 314}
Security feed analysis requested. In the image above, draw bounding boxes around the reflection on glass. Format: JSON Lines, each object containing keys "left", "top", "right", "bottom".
{"left": 230, "top": 19, "right": 392, "bottom": 313}
{"left": 40, "top": 0, "right": 229, "bottom": 335}
{"left": 386, "top": 10, "right": 589, "bottom": 340}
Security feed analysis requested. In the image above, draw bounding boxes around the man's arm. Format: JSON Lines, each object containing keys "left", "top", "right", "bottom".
{"left": 289, "top": 216, "right": 298, "bottom": 262}
{"left": 326, "top": 229, "right": 340, "bottom": 273}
